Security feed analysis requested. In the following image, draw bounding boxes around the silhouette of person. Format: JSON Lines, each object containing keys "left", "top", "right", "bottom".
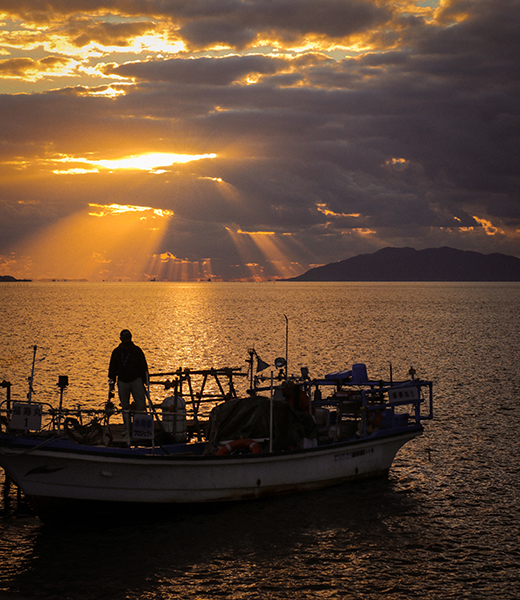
{"left": 108, "top": 329, "right": 148, "bottom": 415}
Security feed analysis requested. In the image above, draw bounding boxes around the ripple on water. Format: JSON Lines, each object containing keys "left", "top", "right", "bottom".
{"left": 1, "top": 282, "right": 520, "bottom": 599}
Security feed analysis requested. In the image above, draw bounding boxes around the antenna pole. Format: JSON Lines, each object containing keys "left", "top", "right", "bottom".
{"left": 247, "top": 348, "right": 255, "bottom": 393}
{"left": 27, "top": 345, "right": 37, "bottom": 403}
{"left": 284, "top": 314, "right": 288, "bottom": 379}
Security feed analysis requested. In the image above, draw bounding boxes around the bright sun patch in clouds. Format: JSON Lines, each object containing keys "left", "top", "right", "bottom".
{"left": 473, "top": 216, "right": 502, "bottom": 236}
{"left": 88, "top": 203, "right": 174, "bottom": 218}
{"left": 94, "top": 153, "right": 217, "bottom": 171}
{"left": 317, "top": 204, "right": 361, "bottom": 218}
{"left": 54, "top": 152, "right": 217, "bottom": 174}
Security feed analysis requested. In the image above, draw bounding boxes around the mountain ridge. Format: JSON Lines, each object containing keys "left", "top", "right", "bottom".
{"left": 0, "top": 275, "right": 31, "bottom": 282}
{"left": 285, "top": 247, "right": 520, "bottom": 281}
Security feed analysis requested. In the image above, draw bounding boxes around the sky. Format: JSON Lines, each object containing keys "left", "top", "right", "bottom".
{"left": 0, "top": 0, "right": 519, "bottom": 281}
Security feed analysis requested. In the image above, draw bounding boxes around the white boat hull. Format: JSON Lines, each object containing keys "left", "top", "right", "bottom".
{"left": 0, "top": 430, "right": 421, "bottom": 508}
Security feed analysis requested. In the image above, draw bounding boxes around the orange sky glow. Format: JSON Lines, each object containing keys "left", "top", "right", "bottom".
{"left": 1, "top": 1, "right": 518, "bottom": 281}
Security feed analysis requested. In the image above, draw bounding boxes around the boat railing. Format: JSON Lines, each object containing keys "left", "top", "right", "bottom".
{"left": 309, "top": 378, "right": 433, "bottom": 441}
{"left": 148, "top": 366, "right": 247, "bottom": 439}
{"left": 0, "top": 365, "right": 247, "bottom": 444}
{"left": 0, "top": 397, "right": 191, "bottom": 447}
{"left": 244, "top": 370, "right": 433, "bottom": 443}
{"left": 1, "top": 360, "right": 433, "bottom": 448}
{"left": 0, "top": 398, "right": 111, "bottom": 436}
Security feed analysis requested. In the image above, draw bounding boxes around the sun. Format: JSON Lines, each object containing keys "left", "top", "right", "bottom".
{"left": 94, "top": 152, "right": 217, "bottom": 171}
{"left": 53, "top": 152, "right": 217, "bottom": 174}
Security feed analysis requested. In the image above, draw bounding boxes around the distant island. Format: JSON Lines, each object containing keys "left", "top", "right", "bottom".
{"left": 0, "top": 275, "right": 31, "bottom": 282}
{"left": 0, "top": 276, "right": 92, "bottom": 282}
{"left": 285, "top": 247, "right": 520, "bottom": 282}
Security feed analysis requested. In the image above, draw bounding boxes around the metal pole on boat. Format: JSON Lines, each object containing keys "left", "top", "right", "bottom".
{"left": 144, "top": 374, "right": 167, "bottom": 445}
{"left": 284, "top": 314, "right": 288, "bottom": 379}
{"left": 56, "top": 375, "right": 68, "bottom": 433}
{"left": 123, "top": 410, "right": 131, "bottom": 445}
{"left": 1, "top": 379, "right": 11, "bottom": 412}
{"left": 269, "top": 371, "right": 274, "bottom": 453}
{"left": 144, "top": 375, "right": 161, "bottom": 423}
{"left": 247, "top": 348, "right": 254, "bottom": 393}
{"left": 362, "top": 389, "right": 367, "bottom": 438}
{"left": 27, "top": 345, "right": 37, "bottom": 403}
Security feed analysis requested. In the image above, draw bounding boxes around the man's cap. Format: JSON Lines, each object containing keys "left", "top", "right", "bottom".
{"left": 120, "top": 329, "right": 132, "bottom": 340}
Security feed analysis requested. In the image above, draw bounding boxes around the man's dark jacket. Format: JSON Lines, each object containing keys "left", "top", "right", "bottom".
{"left": 108, "top": 342, "right": 148, "bottom": 383}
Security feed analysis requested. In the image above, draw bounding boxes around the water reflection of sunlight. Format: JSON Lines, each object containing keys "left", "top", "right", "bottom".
{"left": 10, "top": 205, "right": 171, "bottom": 281}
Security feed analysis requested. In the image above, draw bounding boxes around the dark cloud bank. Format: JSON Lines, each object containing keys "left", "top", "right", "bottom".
{"left": 0, "top": 0, "right": 519, "bottom": 279}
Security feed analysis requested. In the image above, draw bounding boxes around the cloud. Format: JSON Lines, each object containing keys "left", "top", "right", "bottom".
{"left": 0, "top": 0, "right": 395, "bottom": 57}
{"left": 0, "top": 0, "right": 519, "bottom": 280}
{"left": 0, "top": 56, "right": 73, "bottom": 78}
{"left": 175, "top": 0, "right": 393, "bottom": 50}
{"left": 102, "top": 54, "right": 289, "bottom": 85}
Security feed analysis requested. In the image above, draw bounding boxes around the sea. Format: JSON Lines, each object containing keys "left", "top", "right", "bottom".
{"left": 0, "top": 281, "right": 519, "bottom": 600}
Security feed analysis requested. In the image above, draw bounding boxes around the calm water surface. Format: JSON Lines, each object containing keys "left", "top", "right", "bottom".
{"left": 1, "top": 282, "right": 519, "bottom": 599}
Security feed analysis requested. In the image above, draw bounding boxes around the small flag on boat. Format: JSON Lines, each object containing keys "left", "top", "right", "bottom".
{"left": 256, "top": 356, "right": 270, "bottom": 372}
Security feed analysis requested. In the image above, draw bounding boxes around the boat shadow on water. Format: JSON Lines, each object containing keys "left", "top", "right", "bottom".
{"left": 1, "top": 472, "right": 425, "bottom": 597}
{"left": 2, "top": 466, "right": 413, "bottom": 526}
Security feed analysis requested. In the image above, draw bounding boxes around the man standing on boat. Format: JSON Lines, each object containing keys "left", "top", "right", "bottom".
{"left": 108, "top": 329, "right": 149, "bottom": 415}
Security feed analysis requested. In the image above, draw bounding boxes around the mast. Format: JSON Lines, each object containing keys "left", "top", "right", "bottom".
{"left": 284, "top": 314, "right": 288, "bottom": 379}
{"left": 27, "top": 345, "right": 37, "bottom": 403}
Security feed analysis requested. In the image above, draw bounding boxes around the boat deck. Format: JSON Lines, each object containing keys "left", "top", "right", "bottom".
{"left": 105, "top": 419, "right": 204, "bottom": 447}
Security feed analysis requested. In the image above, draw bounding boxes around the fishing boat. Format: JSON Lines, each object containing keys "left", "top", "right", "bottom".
{"left": 0, "top": 346, "right": 433, "bottom": 519}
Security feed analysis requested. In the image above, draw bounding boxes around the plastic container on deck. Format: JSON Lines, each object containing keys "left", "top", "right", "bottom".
{"left": 161, "top": 395, "right": 187, "bottom": 442}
